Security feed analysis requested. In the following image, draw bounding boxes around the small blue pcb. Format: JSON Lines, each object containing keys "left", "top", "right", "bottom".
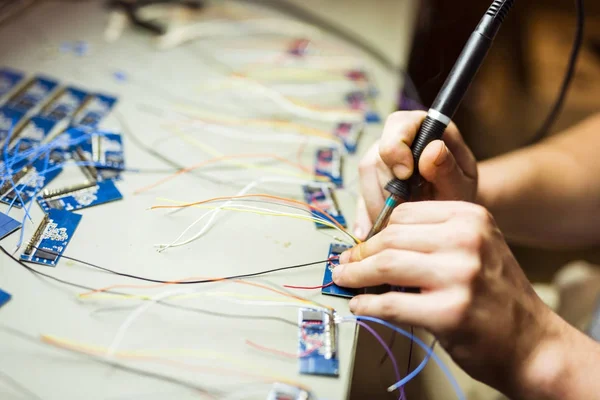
{"left": 0, "top": 211, "right": 21, "bottom": 240}
{"left": 321, "top": 243, "right": 358, "bottom": 298}
{"left": 0, "top": 106, "right": 26, "bottom": 145}
{"left": 37, "top": 179, "right": 122, "bottom": 212}
{"left": 5, "top": 76, "right": 59, "bottom": 114}
{"left": 333, "top": 122, "right": 363, "bottom": 154}
{"left": 20, "top": 209, "right": 82, "bottom": 267}
{"left": 40, "top": 86, "right": 89, "bottom": 122}
{"left": 315, "top": 148, "right": 342, "bottom": 187}
{"left": 0, "top": 158, "right": 63, "bottom": 208}
{"left": 0, "top": 288, "right": 11, "bottom": 308}
{"left": 71, "top": 93, "right": 118, "bottom": 129}
{"left": 345, "top": 90, "right": 381, "bottom": 124}
{"left": 298, "top": 308, "right": 339, "bottom": 377}
{"left": 0, "top": 68, "right": 25, "bottom": 101}
{"left": 10, "top": 115, "right": 57, "bottom": 153}
{"left": 302, "top": 184, "right": 346, "bottom": 229}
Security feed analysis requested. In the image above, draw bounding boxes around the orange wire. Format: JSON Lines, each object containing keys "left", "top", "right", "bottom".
{"left": 79, "top": 276, "right": 323, "bottom": 309}
{"left": 245, "top": 340, "right": 297, "bottom": 359}
{"left": 150, "top": 193, "right": 349, "bottom": 236}
{"left": 41, "top": 335, "right": 276, "bottom": 385}
{"left": 134, "top": 153, "right": 318, "bottom": 195}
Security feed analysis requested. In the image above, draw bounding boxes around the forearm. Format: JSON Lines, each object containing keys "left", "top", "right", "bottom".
{"left": 512, "top": 311, "right": 600, "bottom": 400}
{"left": 477, "top": 114, "right": 600, "bottom": 248}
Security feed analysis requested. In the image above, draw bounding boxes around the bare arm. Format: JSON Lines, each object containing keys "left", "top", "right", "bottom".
{"left": 478, "top": 113, "right": 600, "bottom": 248}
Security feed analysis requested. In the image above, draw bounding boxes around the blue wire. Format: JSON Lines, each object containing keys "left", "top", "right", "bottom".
{"left": 343, "top": 316, "right": 466, "bottom": 400}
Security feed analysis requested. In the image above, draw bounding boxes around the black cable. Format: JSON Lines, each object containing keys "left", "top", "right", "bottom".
{"left": 406, "top": 326, "right": 414, "bottom": 375}
{"left": 529, "top": 0, "right": 585, "bottom": 144}
{"left": 56, "top": 251, "right": 329, "bottom": 285}
{"left": 0, "top": 325, "right": 222, "bottom": 398}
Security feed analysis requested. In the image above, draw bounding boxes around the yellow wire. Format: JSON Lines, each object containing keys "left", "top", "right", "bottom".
{"left": 154, "top": 197, "right": 342, "bottom": 231}
{"left": 40, "top": 335, "right": 304, "bottom": 388}
{"left": 80, "top": 290, "right": 312, "bottom": 305}
{"left": 164, "top": 126, "right": 325, "bottom": 181}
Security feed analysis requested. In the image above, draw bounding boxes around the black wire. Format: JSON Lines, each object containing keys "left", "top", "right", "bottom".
{"left": 56, "top": 251, "right": 329, "bottom": 285}
{"left": 529, "top": 0, "right": 585, "bottom": 144}
{"left": 0, "top": 325, "right": 222, "bottom": 397}
{"left": 406, "top": 326, "right": 413, "bottom": 376}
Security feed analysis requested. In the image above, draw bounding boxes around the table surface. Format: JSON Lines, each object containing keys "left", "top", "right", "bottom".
{"left": 0, "top": 1, "right": 416, "bottom": 399}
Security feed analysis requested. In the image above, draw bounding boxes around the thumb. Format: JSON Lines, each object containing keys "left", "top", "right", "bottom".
{"left": 419, "top": 140, "right": 475, "bottom": 201}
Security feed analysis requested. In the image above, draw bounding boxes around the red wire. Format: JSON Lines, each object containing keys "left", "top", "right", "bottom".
{"left": 283, "top": 282, "right": 334, "bottom": 290}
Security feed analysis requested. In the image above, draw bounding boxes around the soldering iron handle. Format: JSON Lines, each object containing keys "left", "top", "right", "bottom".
{"left": 384, "top": 116, "right": 447, "bottom": 200}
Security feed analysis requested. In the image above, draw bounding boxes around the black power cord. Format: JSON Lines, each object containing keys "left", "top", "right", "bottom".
{"left": 529, "top": 0, "right": 585, "bottom": 144}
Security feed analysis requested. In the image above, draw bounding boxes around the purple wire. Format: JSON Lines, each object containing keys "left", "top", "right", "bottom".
{"left": 354, "top": 320, "right": 406, "bottom": 400}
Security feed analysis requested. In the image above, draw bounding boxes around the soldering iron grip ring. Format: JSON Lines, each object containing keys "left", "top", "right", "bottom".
{"left": 383, "top": 115, "right": 448, "bottom": 201}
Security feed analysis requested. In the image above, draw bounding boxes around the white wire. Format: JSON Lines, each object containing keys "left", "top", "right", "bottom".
{"left": 156, "top": 177, "right": 330, "bottom": 252}
{"left": 201, "top": 77, "right": 363, "bottom": 123}
{"left": 106, "top": 288, "right": 327, "bottom": 358}
{"left": 156, "top": 18, "right": 323, "bottom": 50}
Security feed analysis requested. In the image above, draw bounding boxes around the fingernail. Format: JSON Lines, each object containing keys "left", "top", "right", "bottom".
{"left": 393, "top": 164, "right": 411, "bottom": 179}
{"left": 339, "top": 250, "right": 350, "bottom": 264}
{"left": 434, "top": 144, "right": 449, "bottom": 166}
{"left": 349, "top": 296, "right": 359, "bottom": 312}
{"left": 332, "top": 265, "right": 344, "bottom": 282}
{"left": 353, "top": 226, "right": 363, "bottom": 240}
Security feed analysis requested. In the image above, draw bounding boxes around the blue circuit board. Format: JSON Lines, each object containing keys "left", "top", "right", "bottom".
{"left": 298, "top": 309, "right": 339, "bottom": 377}
{"left": 345, "top": 90, "right": 381, "bottom": 124}
{"left": 0, "top": 288, "right": 11, "bottom": 308}
{"left": 0, "top": 158, "right": 63, "bottom": 208}
{"left": 40, "top": 86, "right": 89, "bottom": 122}
{"left": 0, "top": 211, "right": 21, "bottom": 240}
{"left": 0, "top": 106, "right": 26, "bottom": 146}
{"left": 0, "top": 67, "right": 25, "bottom": 101}
{"left": 20, "top": 209, "right": 82, "bottom": 267}
{"left": 37, "top": 179, "right": 122, "bottom": 212}
{"left": 10, "top": 115, "right": 57, "bottom": 153}
{"left": 71, "top": 93, "right": 118, "bottom": 129}
{"left": 302, "top": 184, "right": 346, "bottom": 229}
{"left": 315, "top": 147, "right": 342, "bottom": 187}
{"left": 333, "top": 122, "right": 363, "bottom": 154}
{"left": 4, "top": 76, "right": 59, "bottom": 114}
{"left": 321, "top": 243, "right": 358, "bottom": 298}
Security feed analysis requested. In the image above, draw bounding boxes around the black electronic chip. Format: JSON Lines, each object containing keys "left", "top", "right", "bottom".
{"left": 33, "top": 248, "right": 59, "bottom": 262}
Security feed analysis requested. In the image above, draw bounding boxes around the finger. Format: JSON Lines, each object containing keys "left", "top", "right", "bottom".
{"left": 353, "top": 196, "right": 372, "bottom": 240}
{"left": 442, "top": 123, "right": 478, "bottom": 180}
{"left": 340, "top": 223, "right": 450, "bottom": 264}
{"left": 419, "top": 140, "right": 474, "bottom": 200}
{"left": 348, "top": 292, "right": 444, "bottom": 330}
{"left": 358, "top": 143, "right": 387, "bottom": 222}
{"left": 378, "top": 111, "right": 427, "bottom": 179}
{"left": 333, "top": 249, "right": 445, "bottom": 288}
{"left": 388, "top": 200, "right": 474, "bottom": 225}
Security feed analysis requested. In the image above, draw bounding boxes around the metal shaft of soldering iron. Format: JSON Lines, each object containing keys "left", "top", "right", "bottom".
{"left": 366, "top": 0, "right": 515, "bottom": 240}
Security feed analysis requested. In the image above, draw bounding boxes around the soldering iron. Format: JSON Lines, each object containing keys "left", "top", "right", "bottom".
{"left": 366, "top": 0, "right": 515, "bottom": 240}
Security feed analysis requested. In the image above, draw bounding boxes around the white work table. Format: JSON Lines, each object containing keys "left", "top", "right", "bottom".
{"left": 0, "top": 1, "right": 416, "bottom": 399}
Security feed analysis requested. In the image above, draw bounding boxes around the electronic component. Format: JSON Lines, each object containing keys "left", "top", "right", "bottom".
{"left": 0, "top": 67, "right": 26, "bottom": 103}
{"left": 0, "top": 158, "right": 63, "bottom": 208}
{"left": 0, "top": 211, "right": 21, "bottom": 240}
{"left": 298, "top": 308, "right": 338, "bottom": 377}
{"left": 71, "top": 93, "right": 118, "bottom": 129}
{"left": 314, "top": 147, "right": 342, "bottom": 187}
{"left": 4, "top": 75, "right": 59, "bottom": 114}
{"left": 8, "top": 115, "right": 57, "bottom": 152}
{"left": 0, "top": 288, "right": 11, "bottom": 309}
{"left": 20, "top": 209, "right": 82, "bottom": 266}
{"left": 288, "top": 38, "right": 311, "bottom": 57}
{"left": 321, "top": 243, "right": 358, "bottom": 298}
{"left": 73, "top": 146, "right": 99, "bottom": 182}
{"left": 333, "top": 122, "right": 363, "bottom": 154}
{"left": 91, "top": 132, "right": 125, "bottom": 171}
{"left": 37, "top": 179, "right": 122, "bottom": 212}
{"left": 0, "top": 106, "right": 26, "bottom": 147}
{"left": 267, "top": 383, "right": 313, "bottom": 400}
{"left": 345, "top": 90, "right": 380, "bottom": 123}
{"left": 302, "top": 184, "right": 346, "bottom": 229}
{"left": 39, "top": 86, "right": 89, "bottom": 122}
